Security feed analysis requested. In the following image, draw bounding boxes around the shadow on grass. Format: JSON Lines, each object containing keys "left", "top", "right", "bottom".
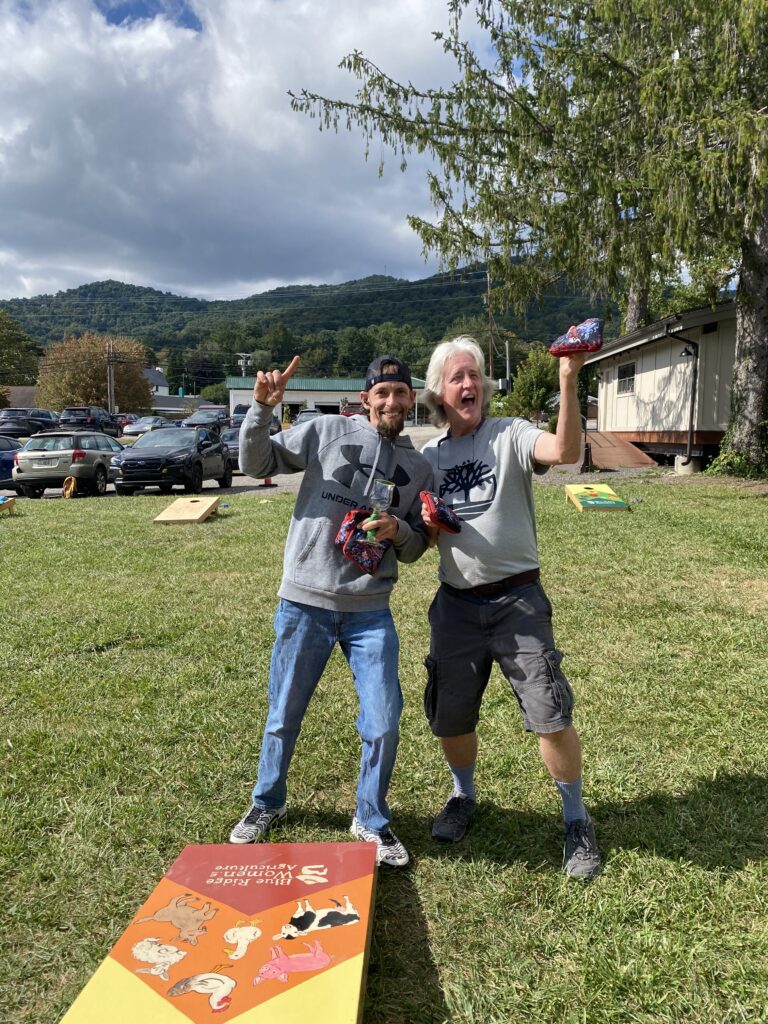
{"left": 385, "top": 771, "right": 768, "bottom": 875}
{"left": 286, "top": 808, "right": 450, "bottom": 1024}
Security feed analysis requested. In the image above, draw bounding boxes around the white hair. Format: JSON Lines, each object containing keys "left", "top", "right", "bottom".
{"left": 423, "top": 336, "right": 495, "bottom": 428}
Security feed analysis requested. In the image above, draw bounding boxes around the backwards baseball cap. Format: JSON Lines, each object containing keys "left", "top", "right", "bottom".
{"left": 364, "top": 355, "right": 413, "bottom": 391}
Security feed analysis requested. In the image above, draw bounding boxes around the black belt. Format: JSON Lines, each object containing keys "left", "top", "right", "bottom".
{"left": 442, "top": 567, "right": 540, "bottom": 599}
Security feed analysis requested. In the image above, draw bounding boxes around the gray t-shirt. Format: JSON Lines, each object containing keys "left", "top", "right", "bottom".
{"left": 421, "top": 417, "right": 544, "bottom": 588}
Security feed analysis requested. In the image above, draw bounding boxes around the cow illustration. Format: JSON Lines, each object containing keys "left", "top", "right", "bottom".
{"left": 272, "top": 896, "right": 359, "bottom": 940}
{"left": 254, "top": 941, "right": 332, "bottom": 985}
{"left": 134, "top": 894, "right": 218, "bottom": 945}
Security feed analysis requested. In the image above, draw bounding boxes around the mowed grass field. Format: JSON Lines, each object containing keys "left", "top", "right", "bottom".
{"left": 2, "top": 477, "right": 768, "bottom": 1023}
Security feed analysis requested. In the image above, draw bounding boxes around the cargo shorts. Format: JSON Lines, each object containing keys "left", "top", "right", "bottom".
{"left": 424, "top": 580, "right": 574, "bottom": 737}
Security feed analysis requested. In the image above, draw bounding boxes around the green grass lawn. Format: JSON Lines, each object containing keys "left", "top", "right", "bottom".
{"left": 2, "top": 478, "right": 768, "bottom": 1023}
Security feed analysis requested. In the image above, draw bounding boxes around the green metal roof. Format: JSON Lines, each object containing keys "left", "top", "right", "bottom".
{"left": 226, "top": 375, "right": 425, "bottom": 391}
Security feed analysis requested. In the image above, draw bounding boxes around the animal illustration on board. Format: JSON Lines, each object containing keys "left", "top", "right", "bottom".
{"left": 130, "top": 937, "right": 187, "bottom": 981}
{"left": 134, "top": 893, "right": 219, "bottom": 945}
{"left": 272, "top": 895, "right": 360, "bottom": 940}
{"left": 253, "top": 941, "right": 332, "bottom": 985}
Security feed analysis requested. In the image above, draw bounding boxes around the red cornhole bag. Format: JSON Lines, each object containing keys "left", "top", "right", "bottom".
{"left": 420, "top": 490, "right": 461, "bottom": 533}
{"left": 549, "top": 317, "right": 604, "bottom": 357}
{"left": 335, "top": 509, "right": 392, "bottom": 575}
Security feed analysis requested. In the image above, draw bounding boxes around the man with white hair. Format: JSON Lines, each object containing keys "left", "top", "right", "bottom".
{"left": 419, "top": 336, "right": 601, "bottom": 879}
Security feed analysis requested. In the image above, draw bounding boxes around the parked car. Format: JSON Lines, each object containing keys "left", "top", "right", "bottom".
{"left": 117, "top": 413, "right": 139, "bottom": 430}
{"left": 109, "top": 427, "right": 234, "bottom": 495}
{"left": 231, "top": 403, "right": 249, "bottom": 428}
{"left": 58, "top": 406, "right": 119, "bottom": 436}
{"left": 0, "top": 408, "right": 59, "bottom": 438}
{"left": 293, "top": 409, "right": 323, "bottom": 426}
{"left": 181, "top": 408, "right": 231, "bottom": 430}
{"left": 220, "top": 427, "right": 241, "bottom": 470}
{"left": 0, "top": 435, "right": 23, "bottom": 489}
{"left": 11, "top": 430, "right": 124, "bottom": 498}
{"left": 340, "top": 403, "right": 366, "bottom": 417}
{"left": 121, "top": 415, "right": 174, "bottom": 436}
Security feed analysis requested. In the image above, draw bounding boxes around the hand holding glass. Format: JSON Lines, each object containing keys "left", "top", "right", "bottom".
{"left": 365, "top": 479, "right": 395, "bottom": 543}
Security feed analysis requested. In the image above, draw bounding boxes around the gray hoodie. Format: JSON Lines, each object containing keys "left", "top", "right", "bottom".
{"left": 240, "top": 404, "right": 434, "bottom": 611}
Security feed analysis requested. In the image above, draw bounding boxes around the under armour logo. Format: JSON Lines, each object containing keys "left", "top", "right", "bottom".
{"left": 332, "top": 444, "right": 411, "bottom": 508}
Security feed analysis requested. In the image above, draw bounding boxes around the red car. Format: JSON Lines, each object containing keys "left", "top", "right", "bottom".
{"left": 340, "top": 403, "right": 365, "bottom": 417}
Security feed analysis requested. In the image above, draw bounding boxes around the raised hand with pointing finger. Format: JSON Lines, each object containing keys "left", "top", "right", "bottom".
{"left": 254, "top": 355, "right": 301, "bottom": 407}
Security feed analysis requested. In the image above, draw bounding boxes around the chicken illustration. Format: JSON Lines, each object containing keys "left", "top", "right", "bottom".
{"left": 167, "top": 972, "right": 236, "bottom": 1013}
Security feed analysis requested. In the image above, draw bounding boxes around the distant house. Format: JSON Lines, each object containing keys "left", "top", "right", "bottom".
{"left": 143, "top": 367, "right": 170, "bottom": 396}
{"left": 226, "top": 374, "right": 427, "bottom": 422}
{"left": 585, "top": 300, "right": 736, "bottom": 462}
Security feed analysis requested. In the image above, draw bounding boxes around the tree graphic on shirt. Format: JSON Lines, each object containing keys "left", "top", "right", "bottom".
{"left": 440, "top": 460, "right": 493, "bottom": 503}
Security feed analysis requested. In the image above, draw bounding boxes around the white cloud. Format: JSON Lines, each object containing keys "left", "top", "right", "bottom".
{"left": 0, "top": 0, "right": 462, "bottom": 299}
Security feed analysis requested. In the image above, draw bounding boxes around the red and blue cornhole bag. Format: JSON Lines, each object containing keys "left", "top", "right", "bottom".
{"left": 419, "top": 490, "right": 461, "bottom": 533}
{"left": 334, "top": 509, "right": 392, "bottom": 575}
{"left": 549, "top": 317, "right": 604, "bottom": 357}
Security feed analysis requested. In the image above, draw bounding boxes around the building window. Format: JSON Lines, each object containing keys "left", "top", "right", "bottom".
{"left": 617, "top": 361, "right": 635, "bottom": 395}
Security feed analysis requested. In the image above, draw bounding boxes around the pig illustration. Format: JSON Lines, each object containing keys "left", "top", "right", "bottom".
{"left": 253, "top": 941, "right": 332, "bottom": 985}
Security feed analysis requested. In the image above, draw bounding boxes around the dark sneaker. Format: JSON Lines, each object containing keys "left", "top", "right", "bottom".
{"left": 228, "top": 804, "right": 287, "bottom": 844}
{"left": 432, "top": 795, "right": 476, "bottom": 843}
{"left": 350, "top": 817, "right": 409, "bottom": 868}
{"left": 563, "top": 811, "right": 601, "bottom": 879}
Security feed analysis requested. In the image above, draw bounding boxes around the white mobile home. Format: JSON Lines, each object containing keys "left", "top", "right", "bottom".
{"left": 585, "top": 301, "right": 736, "bottom": 462}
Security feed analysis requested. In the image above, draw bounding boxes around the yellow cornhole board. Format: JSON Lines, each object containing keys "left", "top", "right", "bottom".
{"left": 154, "top": 496, "right": 220, "bottom": 524}
{"left": 565, "top": 483, "right": 628, "bottom": 511}
{"left": 61, "top": 842, "right": 377, "bottom": 1024}
{"left": 0, "top": 495, "right": 16, "bottom": 514}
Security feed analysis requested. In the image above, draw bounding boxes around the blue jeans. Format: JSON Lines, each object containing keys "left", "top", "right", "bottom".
{"left": 252, "top": 599, "right": 403, "bottom": 832}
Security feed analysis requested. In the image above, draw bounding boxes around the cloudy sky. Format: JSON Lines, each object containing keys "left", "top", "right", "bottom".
{"left": 0, "top": 0, "right": 464, "bottom": 300}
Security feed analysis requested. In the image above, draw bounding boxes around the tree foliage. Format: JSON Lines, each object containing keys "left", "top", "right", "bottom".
{"left": 291, "top": 0, "right": 768, "bottom": 472}
{"left": 0, "top": 309, "right": 38, "bottom": 390}
{"left": 36, "top": 333, "right": 152, "bottom": 413}
{"left": 503, "top": 345, "right": 559, "bottom": 422}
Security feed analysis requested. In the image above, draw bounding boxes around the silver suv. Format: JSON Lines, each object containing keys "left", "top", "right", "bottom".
{"left": 12, "top": 431, "right": 124, "bottom": 498}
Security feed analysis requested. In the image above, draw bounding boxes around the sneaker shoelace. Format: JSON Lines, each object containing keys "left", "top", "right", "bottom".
{"left": 566, "top": 818, "right": 596, "bottom": 854}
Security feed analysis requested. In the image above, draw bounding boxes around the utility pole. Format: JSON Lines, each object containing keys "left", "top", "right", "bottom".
{"left": 237, "top": 352, "right": 252, "bottom": 377}
{"left": 486, "top": 272, "right": 494, "bottom": 378}
{"left": 106, "top": 339, "right": 115, "bottom": 413}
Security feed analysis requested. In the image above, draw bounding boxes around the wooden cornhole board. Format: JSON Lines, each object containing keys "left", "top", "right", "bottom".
{"left": 154, "top": 496, "right": 220, "bottom": 524}
{"left": 0, "top": 495, "right": 16, "bottom": 514}
{"left": 565, "top": 483, "right": 629, "bottom": 511}
{"left": 61, "top": 842, "right": 377, "bottom": 1024}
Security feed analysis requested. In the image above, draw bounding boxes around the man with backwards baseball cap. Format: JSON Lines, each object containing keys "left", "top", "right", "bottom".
{"left": 228, "top": 354, "right": 432, "bottom": 867}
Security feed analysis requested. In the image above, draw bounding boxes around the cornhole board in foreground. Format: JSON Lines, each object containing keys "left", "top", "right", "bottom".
{"left": 61, "top": 842, "right": 377, "bottom": 1024}
{"left": 0, "top": 495, "right": 16, "bottom": 514}
{"left": 154, "top": 496, "right": 220, "bottom": 524}
{"left": 565, "top": 483, "right": 629, "bottom": 511}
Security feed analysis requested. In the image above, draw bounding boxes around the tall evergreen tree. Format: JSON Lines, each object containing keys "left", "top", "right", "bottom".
{"left": 291, "top": 0, "right": 768, "bottom": 473}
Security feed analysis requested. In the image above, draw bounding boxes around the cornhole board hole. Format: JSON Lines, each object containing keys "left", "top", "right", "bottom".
{"left": 154, "top": 496, "right": 220, "bottom": 524}
{"left": 0, "top": 495, "right": 16, "bottom": 514}
{"left": 565, "top": 483, "right": 629, "bottom": 511}
{"left": 61, "top": 842, "right": 377, "bottom": 1024}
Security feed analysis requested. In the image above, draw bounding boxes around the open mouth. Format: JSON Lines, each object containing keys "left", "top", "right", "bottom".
{"left": 460, "top": 394, "right": 476, "bottom": 407}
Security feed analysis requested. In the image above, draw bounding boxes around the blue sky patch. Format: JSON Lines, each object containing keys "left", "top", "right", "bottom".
{"left": 94, "top": 1, "right": 203, "bottom": 32}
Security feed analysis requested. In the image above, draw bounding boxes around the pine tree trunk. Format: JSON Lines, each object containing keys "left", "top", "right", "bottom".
{"left": 729, "top": 194, "right": 768, "bottom": 470}
{"left": 624, "top": 283, "right": 649, "bottom": 333}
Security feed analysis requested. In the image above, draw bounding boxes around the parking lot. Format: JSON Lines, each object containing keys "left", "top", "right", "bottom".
{"left": 0, "top": 425, "right": 442, "bottom": 501}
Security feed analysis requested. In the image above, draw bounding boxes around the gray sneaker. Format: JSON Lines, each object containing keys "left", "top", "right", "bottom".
{"left": 350, "top": 817, "right": 409, "bottom": 868}
{"left": 563, "top": 811, "right": 601, "bottom": 879}
{"left": 228, "top": 804, "right": 287, "bottom": 844}
{"left": 432, "top": 795, "right": 476, "bottom": 843}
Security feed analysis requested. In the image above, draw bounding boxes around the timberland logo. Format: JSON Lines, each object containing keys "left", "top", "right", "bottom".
{"left": 439, "top": 460, "right": 497, "bottom": 520}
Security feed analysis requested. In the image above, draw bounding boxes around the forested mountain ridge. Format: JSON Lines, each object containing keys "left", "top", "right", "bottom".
{"left": 0, "top": 271, "right": 616, "bottom": 350}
